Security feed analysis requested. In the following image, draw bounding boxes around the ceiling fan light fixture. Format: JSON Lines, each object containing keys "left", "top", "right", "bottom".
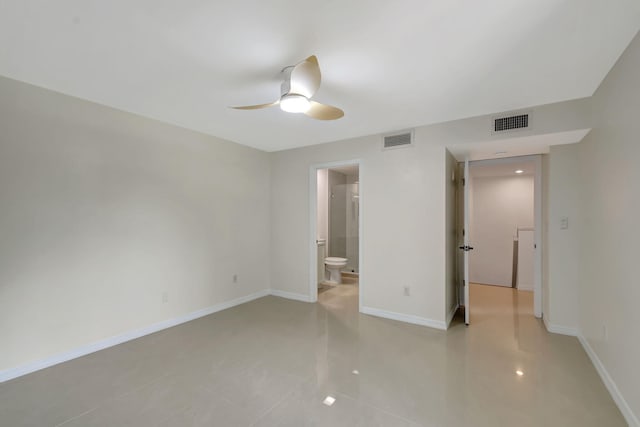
{"left": 280, "top": 94, "right": 311, "bottom": 113}
{"left": 232, "top": 55, "right": 342, "bottom": 120}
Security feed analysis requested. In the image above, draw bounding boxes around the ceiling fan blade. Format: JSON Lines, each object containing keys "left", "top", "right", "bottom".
{"left": 289, "top": 55, "right": 321, "bottom": 98}
{"left": 304, "top": 101, "right": 344, "bottom": 120}
{"left": 230, "top": 100, "right": 279, "bottom": 110}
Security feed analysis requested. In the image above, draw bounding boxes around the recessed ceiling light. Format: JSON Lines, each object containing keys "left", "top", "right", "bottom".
{"left": 516, "top": 370, "right": 524, "bottom": 376}
{"left": 515, "top": 170, "right": 524, "bottom": 174}
{"left": 352, "top": 370, "right": 359, "bottom": 375}
{"left": 323, "top": 396, "right": 336, "bottom": 406}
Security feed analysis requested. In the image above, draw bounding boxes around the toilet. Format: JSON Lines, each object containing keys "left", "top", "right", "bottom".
{"left": 324, "top": 257, "right": 348, "bottom": 284}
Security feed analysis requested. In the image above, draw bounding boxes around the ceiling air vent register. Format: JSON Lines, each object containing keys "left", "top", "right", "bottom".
{"left": 382, "top": 130, "right": 414, "bottom": 150}
{"left": 493, "top": 114, "right": 529, "bottom": 132}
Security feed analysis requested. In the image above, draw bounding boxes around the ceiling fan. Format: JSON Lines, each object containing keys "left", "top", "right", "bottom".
{"left": 231, "top": 55, "right": 344, "bottom": 120}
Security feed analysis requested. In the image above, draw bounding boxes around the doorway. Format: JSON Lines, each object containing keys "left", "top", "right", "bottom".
{"left": 309, "top": 160, "right": 362, "bottom": 310}
{"left": 458, "top": 155, "right": 542, "bottom": 324}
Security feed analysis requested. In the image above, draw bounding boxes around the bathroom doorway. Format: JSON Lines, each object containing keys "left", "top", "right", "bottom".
{"left": 309, "top": 160, "right": 362, "bottom": 310}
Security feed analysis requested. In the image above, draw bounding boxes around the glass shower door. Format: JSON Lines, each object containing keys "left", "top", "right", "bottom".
{"left": 329, "top": 182, "right": 359, "bottom": 273}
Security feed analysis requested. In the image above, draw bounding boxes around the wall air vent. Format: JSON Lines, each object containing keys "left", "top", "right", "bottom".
{"left": 493, "top": 113, "right": 530, "bottom": 132}
{"left": 382, "top": 130, "right": 414, "bottom": 150}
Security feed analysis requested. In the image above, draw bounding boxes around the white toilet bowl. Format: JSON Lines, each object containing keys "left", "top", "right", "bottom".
{"left": 324, "top": 257, "right": 348, "bottom": 284}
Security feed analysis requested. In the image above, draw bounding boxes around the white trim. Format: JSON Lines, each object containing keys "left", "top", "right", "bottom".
{"left": 309, "top": 166, "right": 320, "bottom": 303}
{"left": 543, "top": 319, "right": 579, "bottom": 336}
{"left": 361, "top": 306, "right": 447, "bottom": 330}
{"left": 463, "top": 158, "right": 470, "bottom": 325}
{"left": 446, "top": 303, "right": 460, "bottom": 328}
{"left": 578, "top": 335, "right": 640, "bottom": 427}
{"left": 358, "top": 164, "right": 364, "bottom": 311}
{"left": 0, "top": 289, "right": 270, "bottom": 383}
{"left": 533, "top": 155, "right": 542, "bottom": 318}
{"left": 270, "top": 289, "right": 313, "bottom": 303}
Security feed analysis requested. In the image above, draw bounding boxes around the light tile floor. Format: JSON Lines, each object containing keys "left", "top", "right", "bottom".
{"left": 0, "top": 283, "right": 625, "bottom": 426}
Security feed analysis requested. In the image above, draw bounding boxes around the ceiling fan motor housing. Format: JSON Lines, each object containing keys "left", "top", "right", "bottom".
{"left": 280, "top": 67, "right": 294, "bottom": 97}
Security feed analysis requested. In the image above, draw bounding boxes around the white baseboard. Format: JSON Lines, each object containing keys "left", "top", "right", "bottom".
{"left": 446, "top": 303, "right": 460, "bottom": 328}
{"left": 0, "top": 289, "right": 270, "bottom": 383}
{"left": 360, "top": 306, "right": 447, "bottom": 330}
{"left": 543, "top": 318, "right": 579, "bottom": 336}
{"left": 543, "top": 318, "right": 638, "bottom": 426}
{"left": 270, "top": 289, "right": 313, "bottom": 302}
{"left": 577, "top": 335, "right": 639, "bottom": 427}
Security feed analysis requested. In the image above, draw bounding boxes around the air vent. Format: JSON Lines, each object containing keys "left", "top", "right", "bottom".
{"left": 383, "top": 130, "right": 414, "bottom": 149}
{"left": 494, "top": 114, "right": 529, "bottom": 132}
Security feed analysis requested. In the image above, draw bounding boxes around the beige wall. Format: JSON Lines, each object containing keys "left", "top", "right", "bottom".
{"left": 0, "top": 76, "right": 271, "bottom": 372}
{"left": 270, "top": 97, "right": 594, "bottom": 327}
{"left": 0, "top": 56, "right": 609, "bottom": 386}
{"left": 545, "top": 144, "right": 581, "bottom": 331}
{"left": 271, "top": 136, "right": 448, "bottom": 325}
{"left": 542, "top": 30, "right": 640, "bottom": 425}
{"left": 574, "top": 31, "right": 640, "bottom": 422}
{"left": 469, "top": 174, "right": 534, "bottom": 287}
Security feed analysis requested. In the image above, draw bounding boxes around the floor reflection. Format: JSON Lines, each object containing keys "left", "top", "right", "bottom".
{"left": 0, "top": 282, "right": 625, "bottom": 426}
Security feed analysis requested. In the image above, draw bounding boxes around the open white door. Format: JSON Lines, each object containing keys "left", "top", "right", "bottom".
{"left": 456, "top": 159, "right": 474, "bottom": 325}
{"left": 463, "top": 159, "right": 471, "bottom": 325}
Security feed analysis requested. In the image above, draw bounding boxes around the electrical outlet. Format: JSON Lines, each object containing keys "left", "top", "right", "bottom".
{"left": 403, "top": 286, "right": 411, "bottom": 296}
{"left": 233, "top": 274, "right": 238, "bottom": 284}
{"left": 560, "top": 216, "right": 569, "bottom": 230}
{"left": 162, "top": 292, "right": 168, "bottom": 303}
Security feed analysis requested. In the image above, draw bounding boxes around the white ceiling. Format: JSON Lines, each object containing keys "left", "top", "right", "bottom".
{"left": 1, "top": 1, "right": 638, "bottom": 152}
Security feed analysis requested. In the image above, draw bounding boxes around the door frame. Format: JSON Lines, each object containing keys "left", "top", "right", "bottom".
{"left": 464, "top": 158, "right": 470, "bottom": 324}
{"left": 464, "top": 154, "right": 543, "bottom": 319}
{"left": 308, "top": 159, "right": 363, "bottom": 307}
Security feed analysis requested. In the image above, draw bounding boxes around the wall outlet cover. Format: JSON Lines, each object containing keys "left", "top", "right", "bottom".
{"left": 560, "top": 216, "right": 569, "bottom": 229}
